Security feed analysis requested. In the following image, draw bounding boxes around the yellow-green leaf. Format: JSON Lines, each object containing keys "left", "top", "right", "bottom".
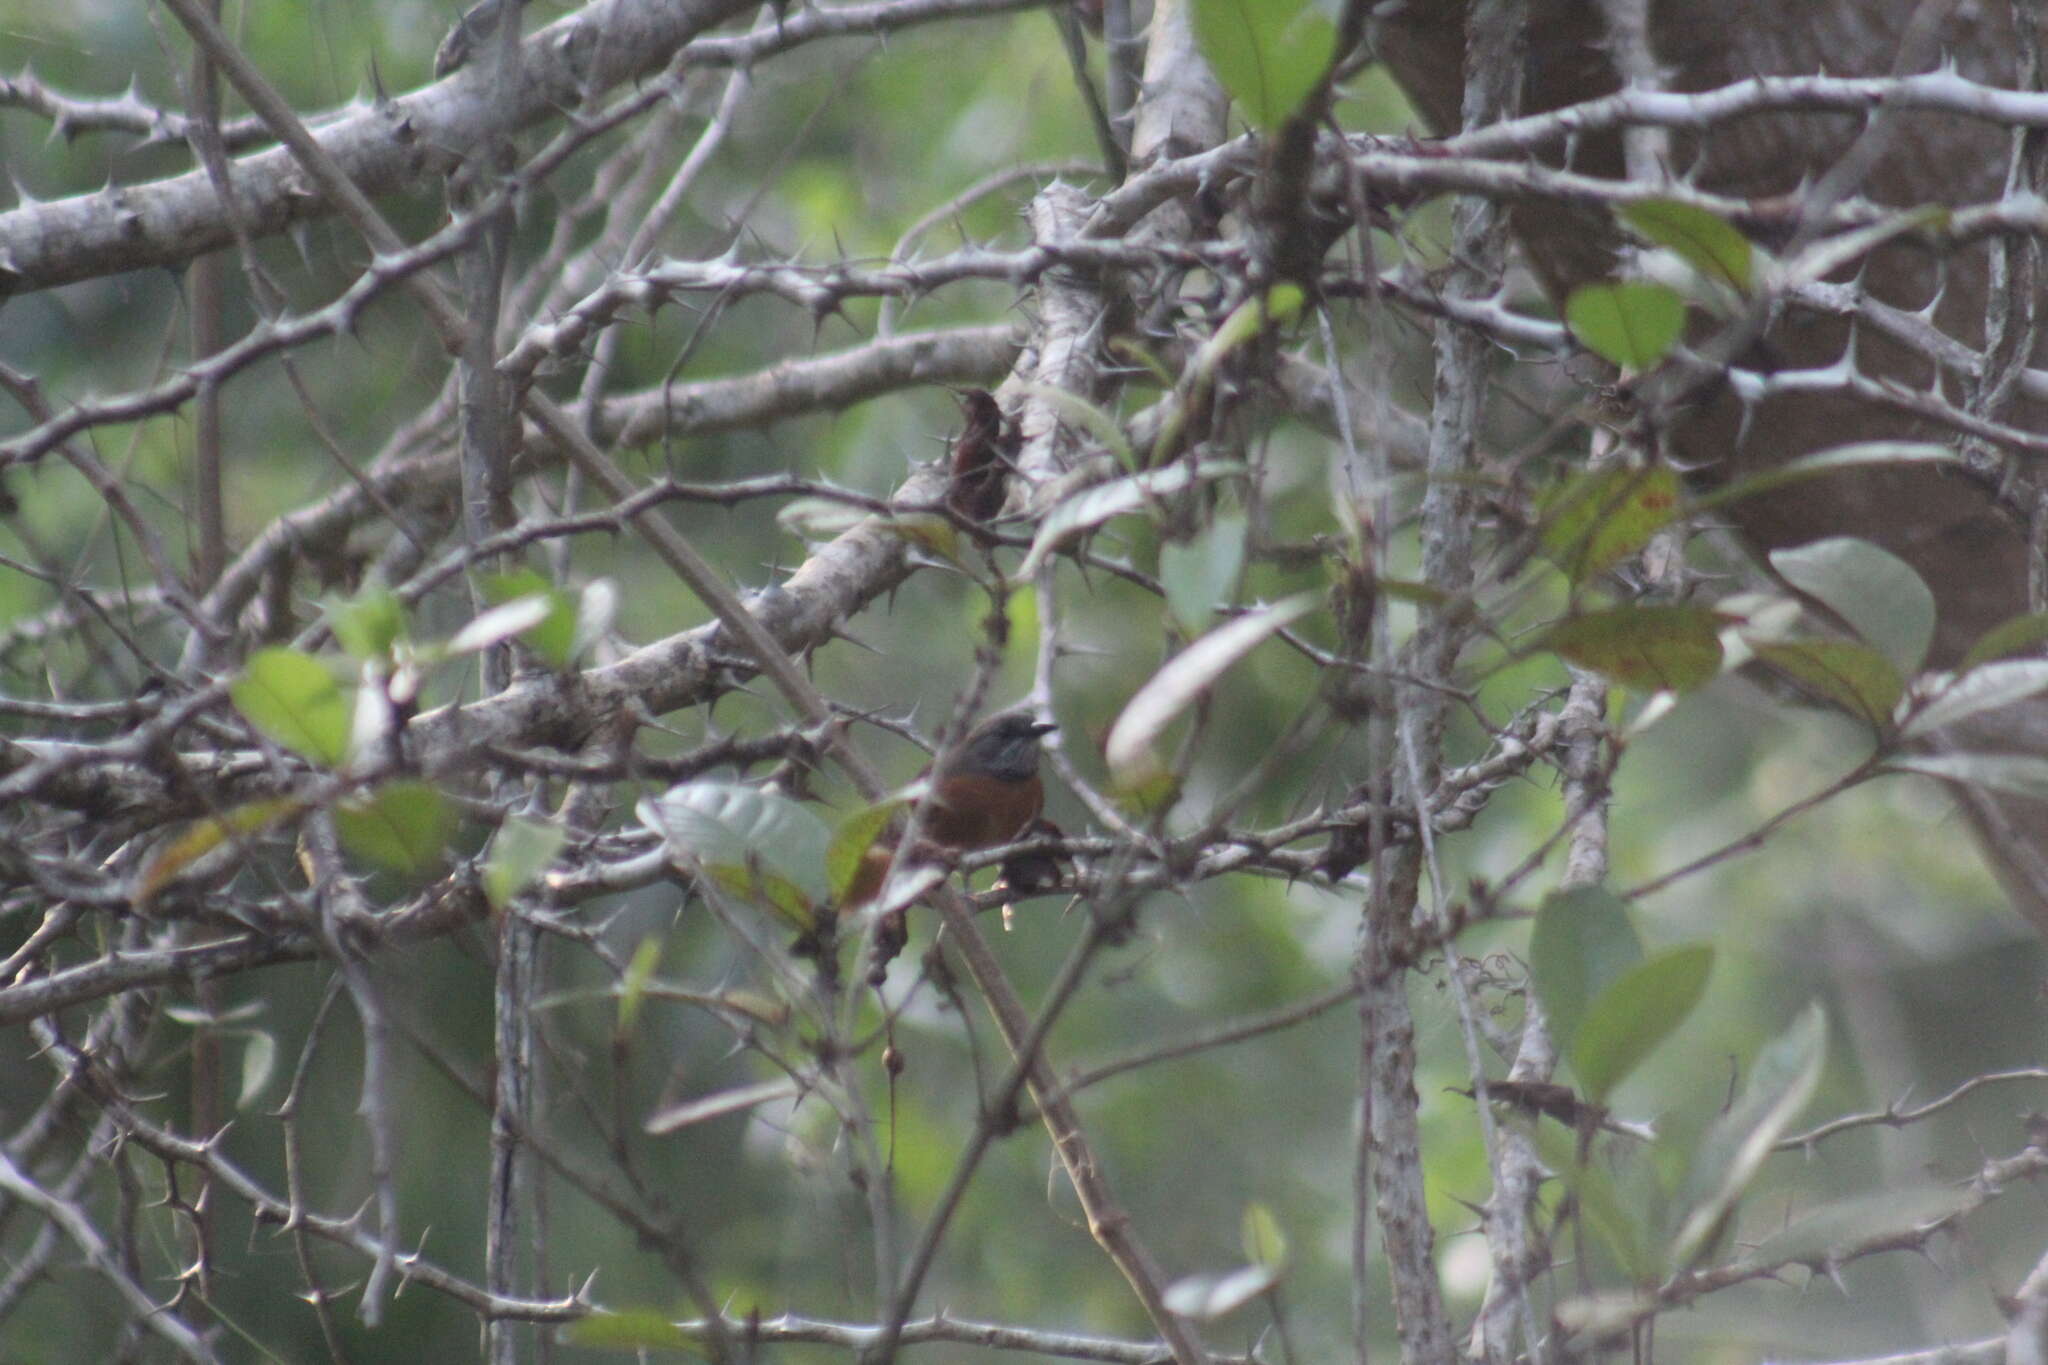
{"left": 1565, "top": 281, "right": 1686, "bottom": 371}
{"left": 1540, "top": 465, "right": 1683, "bottom": 585}
{"left": 1189, "top": 0, "right": 1338, "bottom": 131}
{"left": 334, "top": 780, "right": 457, "bottom": 877}
{"left": 1544, "top": 605, "right": 1725, "bottom": 691}
{"left": 1619, "top": 198, "right": 1754, "bottom": 293}
{"left": 231, "top": 647, "right": 353, "bottom": 767}
{"left": 484, "top": 816, "right": 568, "bottom": 910}
{"left": 1751, "top": 639, "right": 1902, "bottom": 731}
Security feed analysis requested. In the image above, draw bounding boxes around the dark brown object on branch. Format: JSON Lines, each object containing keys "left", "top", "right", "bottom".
{"left": 843, "top": 711, "right": 1058, "bottom": 911}
{"left": 1373, "top": 1, "right": 2048, "bottom": 930}
{"left": 946, "top": 388, "right": 1020, "bottom": 525}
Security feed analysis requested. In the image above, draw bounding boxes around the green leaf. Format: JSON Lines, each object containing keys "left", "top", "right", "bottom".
{"left": 1018, "top": 459, "right": 1246, "bottom": 580}
{"left": 239, "top": 1030, "right": 278, "bottom": 1110}
{"left": 618, "top": 936, "right": 661, "bottom": 1039}
{"left": 444, "top": 593, "right": 552, "bottom": 659}
{"left": 334, "top": 780, "right": 457, "bottom": 877}
{"left": 1241, "top": 1202, "right": 1289, "bottom": 1271}
{"left": 1014, "top": 381, "right": 1135, "bottom": 468}
{"left": 1554, "top": 1291, "right": 1660, "bottom": 1342}
{"left": 1161, "top": 1264, "right": 1283, "bottom": 1320}
{"left": 827, "top": 797, "right": 904, "bottom": 905}
{"left": 1619, "top": 198, "right": 1754, "bottom": 293}
{"left": 1884, "top": 751, "right": 2048, "bottom": 801}
{"left": 1737, "top": 1185, "right": 1974, "bottom": 1272}
{"left": 480, "top": 570, "right": 579, "bottom": 668}
{"left": 1521, "top": 1121, "right": 1653, "bottom": 1281}
{"left": 483, "top": 816, "right": 568, "bottom": 910}
{"left": 1544, "top": 605, "right": 1725, "bottom": 691}
{"left": 1160, "top": 513, "right": 1247, "bottom": 629}
{"left": 1750, "top": 639, "right": 1903, "bottom": 731}
{"left": 561, "top": 1309, "right": 706, "bottom": 1354}
{"left": 572, "top": 579, "right": 618, "bottom": 662}
{"left": 1202, "top": 284, "right": 1307, "bottom": 363}
{"left": 1669, "top": 1003, "right": 1828, "bottom": 1271}
{"left": 1697, "top": 441, "right": 1959, "bottom": 510}
{"left": 1105, "top": 593, "right": 1321, "bottom": 788}
{"left": 326, "top": 587, "right": 407, "bottom": 661}
{"left": 1899, "top": 660, "right": 2048, "bottom": 739}
{"left": 1570, "top": 945, "right": 1714, "bottom": 1104}
{"left": 777, "top": 497, "right": 871, "bottom": 541}
{"left": 1565, "top": 281, "right": 1686, "bottom": 370}
{"left": 1528, "top": 885, "right": 1645, "bottom": 1057}
{"left": 1540, "top": 465, "right": 1683, "bottom": 585}
{"left": 1770, "top": 537, "right": 1935, "bottom": 676}
{"left": 636, "top": 782, "right": 832, "bottom": 924}
{"left": 644, "top": 1078, "right": 802, "bottom": 1135}
{"left": 231, "top": 647, "right": 354, "bottom": 767}
{"left": 1961, "top": 610, "right": 2048, "bottom": 670}
{"left": 1189, "top": 0, "right": 1338, "bottom": 131}
{"left": 133, "top": 797, "right": 306, "bottom": 908}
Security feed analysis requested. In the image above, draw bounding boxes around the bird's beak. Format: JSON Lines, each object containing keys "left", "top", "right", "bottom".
{"left": 1028, "top": 720, "right": 1057, "bottom": 737}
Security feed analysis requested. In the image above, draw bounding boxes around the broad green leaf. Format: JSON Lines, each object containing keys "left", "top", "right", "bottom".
{"left": 561, "top": 1309, "right": 705, "bottom": 1354}
{"left": 334, "top": 780, "right": 457, "bottom": 876}
{"left": 1241, "top": 1203, "right": 1289, "bottom": 1271}
{"left": 1737, "top": 1185, "right": 1974, "bottom": 1272}
{"left": 326, "top": 587, "right": 407, "bottom": 661}
{"left": 1697, "top": 442, "right": 1959, "bottom": 510}
{"left": 1619, "top": 199, "right": 1753, "bottom": 293}
{"left": 1528, "top": 885, "right": 1645, "bottom": 1057}
{"left": 1770, "top": 537, "right": 1935, "bottom": 676}
{"left": 1017, "top": 459, "right": 1246, "bottom": 579}
{"left": 239, "top": 1031, "right": 277, "bottom": 1110}
{"left": 1162, "top": 1264, "right": 1282, "bottom": 1320}
{"left": 1523, "top": 1121, "right": 1653, "bottom": 1281}
{"left": 1105, "top": 593, "right": 1320, "bottom": 787}
{"left": 1961, "top": 610, "right": 2048, "bottom": 670}
{"left": 1160, "top": 513, "right": 1247, "bottom": 629}
{"left": 132, "top": 797, "right": 305, "bottom": 908}
{"left": 1189, "top": 0, "right": 1338, "bottom": 131}
{"left": 1884, "top": 751, "right": 2048, "bottom": 801}
{"left": 1751, "top": 639, "right": 1903, "bottom": 731}
{"left": 1669, "top": 1003, "right": 1827, "bottom": 1271}
{"left": 1544, "top": 605, "right": 1725, "bottom": 691}
{"left": 1900, "top": 660, "right": 2048, "bottom": 739}
{"left": 637, "top": 782, "right": 832, "bottom": 924}
{"left": 1570, "top": 945, "right": 1714, "bottom": 1104}
{"left": 231, "top": 647, "right": 353, "bottom": 767}
{"left": 1540, "top": 465, "right": 1683, "bottom": 585}
{"left": 1565, "top": 281, "right": 1686, "bottom": 370}
{"left": 483, "top": 816, "right": 568, "bottom": 910}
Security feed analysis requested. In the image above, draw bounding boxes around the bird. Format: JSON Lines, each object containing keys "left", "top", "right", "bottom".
{"left": 841, "top": 711, "right": 1059, "bottom": 914}
{"left": 921, "top": 711, "right": 1057, "bottom": 854}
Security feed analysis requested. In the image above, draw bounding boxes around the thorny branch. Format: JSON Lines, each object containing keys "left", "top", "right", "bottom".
{"left": 5, "top": 0, "right": 2048, "bottom": 1361}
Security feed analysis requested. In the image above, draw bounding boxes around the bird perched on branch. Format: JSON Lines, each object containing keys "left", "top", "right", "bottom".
{"left": 843, "top": 711, "right": 1061, "bottom": 943}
